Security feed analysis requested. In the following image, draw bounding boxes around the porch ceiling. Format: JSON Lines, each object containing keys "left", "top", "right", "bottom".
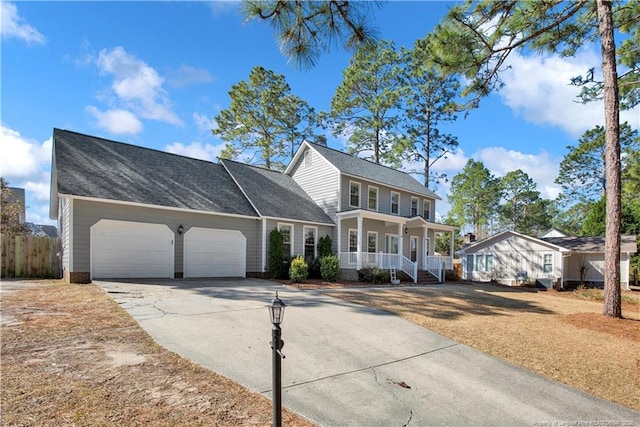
{"left": 337, "top": 209, "right": 458, "bottom": 232}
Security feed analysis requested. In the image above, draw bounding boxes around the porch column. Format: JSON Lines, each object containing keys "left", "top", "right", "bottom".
{"left": 356, "top": 216, "right": 363, "bottom": 269}
{"left": 423, "top": 226, "right": 428, "bottom": 269}
{"left": 449, "top": 231, "right": 454, "bottom": 258}
{"left": 398, "top": 222, "right": 403, "bottom": 265}
{"left": 337, "top": 218, "right": 341, "bottom": 263}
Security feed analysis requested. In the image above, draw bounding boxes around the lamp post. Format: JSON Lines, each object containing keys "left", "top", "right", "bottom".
{"left": 268, "top": 292, "right": 286, "bottom": 427}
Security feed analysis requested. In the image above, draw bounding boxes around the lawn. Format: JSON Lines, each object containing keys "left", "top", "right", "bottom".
{"left": 322, "top": 281, "right": 640, "bottom": 411}
{"left": 0, "top": 280, "right": 314, "bottom": 426}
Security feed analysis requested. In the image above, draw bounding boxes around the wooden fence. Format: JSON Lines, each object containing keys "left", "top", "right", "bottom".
{"left": 1, "top": 234, "right": 61, "bottom": 279}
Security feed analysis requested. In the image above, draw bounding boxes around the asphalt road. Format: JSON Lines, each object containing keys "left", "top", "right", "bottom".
{"left": 98, "top": 278, "right": 640, "bottom": 426}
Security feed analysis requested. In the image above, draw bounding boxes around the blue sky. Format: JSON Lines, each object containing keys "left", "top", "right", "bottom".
{"left": 2, "top": 1, "right": 638, "bottom": 226}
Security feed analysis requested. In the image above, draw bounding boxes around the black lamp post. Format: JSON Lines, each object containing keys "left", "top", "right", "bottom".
{"left": 268, "top": 292, "right": 286, "bottom": 427}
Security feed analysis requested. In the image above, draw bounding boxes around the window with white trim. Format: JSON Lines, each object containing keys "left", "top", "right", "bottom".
{"left": 410, "top": 236, "right": 418, "bottom": 262}
{"left": 390, "top": 192, "right": 400, "bottom": 215}
{"left": 278, "top": 223, "right": 293, "bottom": 257}
{"left": 349, "top": 181, "right": 361, "bottom": 208}
{"left": 367, "top": 231, "right": 378, "bottom": 253}
{"left": 411, "top": 197, "right": 419, "bottom": 217}
{"left": 348, "top": 229, "right": 358, "bottom": 252}
{"left": 368, "top": 186, "right": 378, "bottom": 211}
{"left": 304, "top": 150, "right": 312, "bottom": 166}
{"left": 423, "top": 199, "right": 431, "bottom": 220}
{"left": 475, "top": 254, "right": 486, "bottom": 272}
{"left": 543, "top": 253, "right": 553, "bottom": 273}
{"left": 486, "top": 254, "right": 494, "bottom": 272}
{"left": 303, "top": 226, "right": 317, "bottom": 259}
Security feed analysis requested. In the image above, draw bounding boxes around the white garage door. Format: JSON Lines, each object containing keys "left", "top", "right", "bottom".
{"left": 184, "top": 228, "right": 246, "bottom": 278}
{"left": 91, "top": 220, "right": 174, "bottom": 279}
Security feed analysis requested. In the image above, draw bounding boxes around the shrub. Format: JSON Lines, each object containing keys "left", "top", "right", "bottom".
{"left": 318, "top": 235, "right": 333, "bottom": 258}
{"left": 267, "top": 229, "right": 287, "bottom": 279}
{"left": 320, "top": 255, "right": 340, "bottom": 282}
{"left": 358, "top": 267, "right": 390, "bottom": 284}
{"left": 307, "top": 256, "right": 322, "bottom": 279}
{"left": 289, "top": 256, "right": 308, "bottom": 283}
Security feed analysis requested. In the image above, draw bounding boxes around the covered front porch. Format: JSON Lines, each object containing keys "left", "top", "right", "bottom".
{"left": 336, "top": 209, "right": 457, "bottom": 283}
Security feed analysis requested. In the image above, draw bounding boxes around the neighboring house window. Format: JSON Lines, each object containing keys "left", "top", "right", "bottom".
{"left": 304, "top": 150, "right": 312, "bottom": 166}
{"left": 391, "top": 192, "right": 400, "bottom": 215}
{"left": 348, "top": 229, "right": 358, "bottom": 252}
{"left": 368, "top": 186, "right": 378, "bottom": 211}
{"left": 367, "top": 231, "right": 378, "bottom": 253}
{"left": 386, "top": 234, "right": 399, "bottom": 254}
{"left": 543, "top": 253, "right": 553, "bottom": 273}
{"left": 411, "top": 197, "right": 419, "bottom": 217}
{"left": 486, "top": 254, "right": 494, "bottom": 272}
{"left": 410, "top": 236, "right": 418, "bottom": 262}
{"left": 476, "top": 254, "right": 486, "bottom": 272}
{"left": 304, "top": 226, "right": 317, "bottom": 259}
{"left": 349, "top": 181, "right": 361, "bottom": 208}
{"left": 278, "top": 223, "right": 293, "bottom": 257}
{"left": 466, "top": 254, "right": 474, "bottom": 272}
{"left": 423, "top": 200, "right": 431, "bottom": 220}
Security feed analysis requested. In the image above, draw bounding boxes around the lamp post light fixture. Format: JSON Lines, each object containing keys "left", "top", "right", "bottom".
{"left": 177, "top": 224, "right": 184, "bottom": 236}
{"left": 268, "top": 292, "right": 286, "bottom": 427}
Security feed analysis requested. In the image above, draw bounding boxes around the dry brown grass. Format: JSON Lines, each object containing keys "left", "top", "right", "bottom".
{"left": 322, "top": 282, "right": 640, "bottom": 411}
{"left": 0, "top": 280, "right": 314, "bottom": 426}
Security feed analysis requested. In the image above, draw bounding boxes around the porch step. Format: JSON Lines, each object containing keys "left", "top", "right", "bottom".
{"left": 416, "top": 270, "right": 440, "bottom": 284}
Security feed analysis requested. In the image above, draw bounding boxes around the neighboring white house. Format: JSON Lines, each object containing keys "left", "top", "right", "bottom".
{"left": 459, "top": 230, "right": 637, "bottom": 290}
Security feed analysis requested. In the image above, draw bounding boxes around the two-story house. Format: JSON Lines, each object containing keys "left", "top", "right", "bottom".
{"left": 50, "top": 129, "right": 456, "bottom": 283}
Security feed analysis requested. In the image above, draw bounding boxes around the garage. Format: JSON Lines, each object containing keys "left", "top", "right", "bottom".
{"left": 91, "top": 219, "right": 174, "bottom": 279}
{"left": 183, "top": 227, "right": 246, "bottom": 278}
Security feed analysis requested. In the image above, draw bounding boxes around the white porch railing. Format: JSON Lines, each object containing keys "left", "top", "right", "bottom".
{"left": 423, "top": 255, "right": 451, "bottom": 282}
{"left": 338, "top": 252, "right": 418, "bottom": 283}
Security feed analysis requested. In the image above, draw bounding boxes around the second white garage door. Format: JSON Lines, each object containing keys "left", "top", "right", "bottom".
{"left": 183, "top": 228, "right": 246, "bottom": 278}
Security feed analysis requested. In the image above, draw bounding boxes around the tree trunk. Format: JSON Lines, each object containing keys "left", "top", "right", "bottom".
{"left": 424, "top": 111, "right": 431, "bottom": 187}
{"left": 597, "top": 0, "right": 622, "bottom": 318}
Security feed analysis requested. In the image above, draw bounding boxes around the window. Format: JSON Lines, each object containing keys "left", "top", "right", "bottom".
{"left": 304, "top": 150, "right": 312, "bottom": 166}
{"left": 278, "top": 223, "right": 293, "bottom": 257}
{"left": 386, "top": 234, "right": 399, "bottom": 254}
{"left": 543, "top": 253, "right": 553, "bottom": 273}
{"left": 367, "top": 231, "right": 378, "bottom": 253}
{"left": 423, "top": 200, "right": 431, "bottom": 220}
{"left": 476, "top": 254, "right": 486, "bottom": 272}
{"left": 303, "top": 226, "right": 316, "bottom": 259}
{"left": 466, "top": 255, "right": 474, "bottom": 272}
{"left": 411, "top": 197, "right": 419, "bottom": 217}
{"left": 349, "top": 181, "right": 361, "bottom": 208}
{"left": 486, "top": 254, "right": 494, "bottom": 272}
{"left": 348, "top": 229, "right": 358, "bottom": 252}
{"left": 410, "top": 236, "right": 418, "bottom": 262}
{"left": 390, "top": 192, "right": 400, "bottom": 215}
{"left": 368, "top": 186, "right": 378, "bottom": 211}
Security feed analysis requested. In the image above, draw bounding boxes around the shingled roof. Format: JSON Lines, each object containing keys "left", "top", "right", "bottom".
{"left": 52, "top": 129, "right": 258, "bottom": 217}
{"left": 305, "top": 142, "right": 441, "bottom": 200}
{"left": 221, "top": 159, "right": 334, "bottom": 225}
{"left": 542, "top": 235, "right": 637, "bottom": 253}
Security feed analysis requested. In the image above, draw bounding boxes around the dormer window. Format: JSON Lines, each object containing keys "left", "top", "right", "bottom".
{"left": 349, "top": 181, "right": 361, "bottom": 208}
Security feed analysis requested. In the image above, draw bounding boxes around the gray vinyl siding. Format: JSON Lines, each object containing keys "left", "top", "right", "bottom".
{"left": 58, "top": 197, "right": 71, "bottom": 273}
{"left": 340, "top": 177, "right": 437, "bottom": 218}
{"left": 71, "top": 199, "right": 261, "bottom": 275}
{"left": 266, "top": 219, "right": 333, "bottom": 262}
{"left": 289, "top": 147, "right": 340, "bottom": 222}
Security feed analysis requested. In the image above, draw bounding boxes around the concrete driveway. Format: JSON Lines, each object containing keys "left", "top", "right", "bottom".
{"left": 98, "top": 279, "right": 639, "bottom": 426}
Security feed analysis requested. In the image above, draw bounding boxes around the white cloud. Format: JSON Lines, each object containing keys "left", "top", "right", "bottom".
{"left": 93, "top": 47, "right": 183, "bottom": 127}
{"left": 0, "top": 2, "right": 45, "bottom": 45}
{"left": 86, "top": 106, "right": 143, "bottom": 135}
{"left": 499, "top": 48, "right": 640, "bottom": 137}
{"left": 475, "top": 147, "right": 562, "bottom": 200}
{"left": 193, "top": 113, "right": 217, "bottom": 132}
{"left": 164, "top": 141, "right": 225, "bottom": 162}
{"left": 0, "top": 125, "right": 54, "bottom": 224}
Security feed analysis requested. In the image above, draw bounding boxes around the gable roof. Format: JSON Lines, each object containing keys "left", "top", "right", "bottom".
{"left": 221, "top": 159, "right": 334, "bottom": 225}
{"left": 459, "top": 230, "right": 566, "bottom": 253}
{"left": 542, "top": 235, "right": 637, "bottom": 254}
{"left": 292, "top": 141, "right": 441, "bottom": 200}
{"left": 51, "top": 129, "right": 258, "bottom": 217}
